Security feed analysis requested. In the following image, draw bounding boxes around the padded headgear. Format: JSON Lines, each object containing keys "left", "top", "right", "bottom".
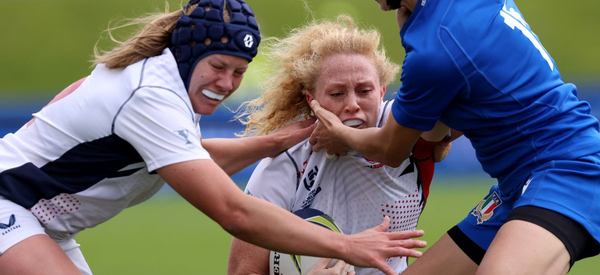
{"left": 169, "top": 0, "right": 261, "bottom": 89}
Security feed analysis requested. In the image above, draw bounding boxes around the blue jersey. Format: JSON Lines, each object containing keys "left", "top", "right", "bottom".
{"left": 392, "top": 0, "right": 600, "bottom": 190}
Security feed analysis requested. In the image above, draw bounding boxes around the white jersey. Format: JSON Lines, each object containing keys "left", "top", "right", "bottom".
{"left": 0, "top": 49, "right": 210, "bottom": 241}
{"left": 245, "top": 101, "right": 428, "bottom": 275}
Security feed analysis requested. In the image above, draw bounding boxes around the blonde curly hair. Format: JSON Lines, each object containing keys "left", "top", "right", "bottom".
{"left": 238, "top": 15, "right": 399, "bottom": 136}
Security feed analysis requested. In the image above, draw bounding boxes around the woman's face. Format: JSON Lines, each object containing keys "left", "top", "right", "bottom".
{"left": 309, "top": 53, "right": 385, "bottom": 129}
{"left": 187, "top": 54, "right": 248, "bottom": 115}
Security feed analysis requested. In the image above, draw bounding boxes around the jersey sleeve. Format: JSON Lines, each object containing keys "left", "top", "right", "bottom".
{"left": 113, "top": 87, "right": 210, "bottom": 172}
{"left": 244, "top": 152, "right": 299, "bottom": 211}
{"left": 392, "top": 47, "right": 466, "bottom": 131}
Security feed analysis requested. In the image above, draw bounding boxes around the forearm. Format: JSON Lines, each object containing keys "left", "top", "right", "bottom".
{"left": 162, "top": 160, "right": 346, "bottom": 260}
{"left": 202, "top": 136, "right": 280, "bottom": 175}
{"left": 420, "top": 121, "right": 450, "bottom": 142}
{"left": 340, "top": 127, "right": 403, "bottom": 164}
{"left": 229, "top": 195, "right": 347, "bottom": 259}
{"left": 339, "top": 121, "right": 419, "bottom": 167}
{"left": 203, "top": 120, "right": 315, "bottom": 174}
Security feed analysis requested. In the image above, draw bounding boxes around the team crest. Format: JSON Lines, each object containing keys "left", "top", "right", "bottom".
{"left": 471, "top": 191, "right": 502, "bottom": 224}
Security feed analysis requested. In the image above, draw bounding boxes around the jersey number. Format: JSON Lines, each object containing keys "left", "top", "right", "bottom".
{"left": 500, "top": 4, "right": 554, "bottom": 71}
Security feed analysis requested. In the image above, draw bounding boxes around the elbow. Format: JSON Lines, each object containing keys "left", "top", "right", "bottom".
{"left": 217, "top": 203, "right": 253, "bottom": 239}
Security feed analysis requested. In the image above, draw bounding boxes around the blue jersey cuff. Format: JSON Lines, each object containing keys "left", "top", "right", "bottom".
{"left": 391, "top": 99, "right": 437, "bottom": 131}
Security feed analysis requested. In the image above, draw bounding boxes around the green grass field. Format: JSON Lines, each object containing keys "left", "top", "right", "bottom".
{"left": 77, "top": 180, "right": 600, "bottom": 274}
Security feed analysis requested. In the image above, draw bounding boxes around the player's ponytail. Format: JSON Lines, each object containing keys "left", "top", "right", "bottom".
{"left": 93, "top": 7, "right": 180, "bottom": 69}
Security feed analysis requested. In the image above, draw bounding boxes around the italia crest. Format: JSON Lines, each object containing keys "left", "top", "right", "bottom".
{"left": 471, "top": 191, "right": 502, "bottom": 224}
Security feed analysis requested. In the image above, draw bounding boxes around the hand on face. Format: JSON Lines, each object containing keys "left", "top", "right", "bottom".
{"left": 307, "top": 53, "right": 384, "bottom": 157}
{"left": 309, "top": 100, "right": 351, "bottom": 156}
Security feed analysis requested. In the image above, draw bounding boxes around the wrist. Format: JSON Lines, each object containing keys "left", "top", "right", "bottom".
{"left": 263, "top": 132, "right": 287, "bottom": 158}
{"left": 335, "top": 125, "right": 353, "bottom": 149}
{"left": 334, "top": 233, "right": 351, "bottom": 265}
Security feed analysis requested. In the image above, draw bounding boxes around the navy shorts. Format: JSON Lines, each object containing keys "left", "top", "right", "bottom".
{"left": 450, "top": 153, "right": 600, "bottom": 265}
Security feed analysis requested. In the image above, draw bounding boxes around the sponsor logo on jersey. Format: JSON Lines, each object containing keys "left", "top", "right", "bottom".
{"left": 471, "top": 191, "right": 502, "bottom": 224}
{"left": 0, "top": 214, "right": 21, "bottom": 235}
{"left": 303, "top": 166, "right": 319, "bottom": 190}
{"left": 300, "top": 186, "right": 322, "bottom": 209}
{"left": 175, "top": 129, "right": 193, "bottom": 145}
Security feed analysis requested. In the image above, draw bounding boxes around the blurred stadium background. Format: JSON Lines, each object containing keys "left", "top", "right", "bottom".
{"left": 1, "top": 0, "right": 598, "bottom": 274}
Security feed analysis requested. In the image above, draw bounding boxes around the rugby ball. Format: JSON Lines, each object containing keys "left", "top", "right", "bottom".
{"left": 269, "top": 208, "right": 352, "bottom": 275}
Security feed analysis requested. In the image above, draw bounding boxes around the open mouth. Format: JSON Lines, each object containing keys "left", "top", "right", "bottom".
{"left": 202, "top": 89, "right": 226, "bottom": 102}
{"left": 343, "top": 119, "right": 364, "bottom": 128}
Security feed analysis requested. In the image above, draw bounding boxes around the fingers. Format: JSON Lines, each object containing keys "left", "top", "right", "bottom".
{"left": 313, "top": 257, "right": 332, "bottom": 270}
{"left": 375, "top": 215, "right": 391, "bottom": 232}
{"left": 297, "top": 121, "right": 317, "bottom": 136}
{"left": 309, "top": 100, "right": 337, "bottom": 127}
{"left": 309, "top": 100, "right": 324, "bottom": 119}
{"left": 325, "top": 153, "right": 338, "bottom": 160}
{"left": 298, "top": 116, "right": 317, "bottom": 128}
{"left": 388, "top": 228, "right": 425, "bottom": 240}
{"left": 329, "top": 259, "right": 345, "bottom": 273}
{"left": 328, "top": 259, "right": 354, "bottom": 275}
{"left": 309, "top": 121, "right": 321, "bottom": 146}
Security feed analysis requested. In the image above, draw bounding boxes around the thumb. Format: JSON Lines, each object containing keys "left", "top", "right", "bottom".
{"left": 376, "top": 216, "right": 391, "bottom": 232}
{"left": 308, "top": 258, "right": 331, "bottom": 274}
{"left": 310, "top": 100, "right": 324, "bottom": 118}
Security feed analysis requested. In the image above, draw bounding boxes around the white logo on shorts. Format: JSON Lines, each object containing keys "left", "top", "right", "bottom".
{"left": 521, "top": 178, "right": 532, "bottom": 195}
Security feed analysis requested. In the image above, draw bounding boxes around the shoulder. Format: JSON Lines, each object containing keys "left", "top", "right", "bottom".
{"left": 131, "top": 49, "right": 187, "bottom": 95}
{"left": 254, "top": 140, "right": 311, "bottom": 175}
{"left": 245, "top": 142, "right": 313, "bottom": 209}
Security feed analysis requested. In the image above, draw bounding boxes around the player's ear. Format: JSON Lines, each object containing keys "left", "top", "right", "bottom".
{"left": 380, "top": 85, "right": 387, "bottom": 99}
{"left": 303, "top": 90, "right": 314, "bottom": 103}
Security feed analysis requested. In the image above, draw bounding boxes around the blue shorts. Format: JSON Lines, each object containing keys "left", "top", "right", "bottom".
{"left": 455, "top": 153, "right": 600, "bottom": 260}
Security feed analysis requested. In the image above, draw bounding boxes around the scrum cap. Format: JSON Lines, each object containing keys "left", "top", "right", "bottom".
{"left": 169, "top": 0, "right": 261, "bottom": 89}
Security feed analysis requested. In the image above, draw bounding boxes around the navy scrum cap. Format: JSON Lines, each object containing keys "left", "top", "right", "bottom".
{"left": 169, "top": 0, "right": 261, "bottom": 89}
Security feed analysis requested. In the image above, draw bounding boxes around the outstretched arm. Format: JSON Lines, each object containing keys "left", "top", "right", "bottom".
{"left": 159, "top": 159, "right": 426, "bottom": 275}
{"left": 202, "top": 119, "right": 315, "bottom": 175}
